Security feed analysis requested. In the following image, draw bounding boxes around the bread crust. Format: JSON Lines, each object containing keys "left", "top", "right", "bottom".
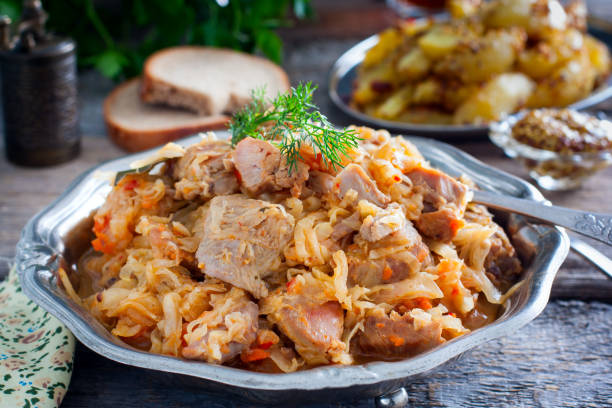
{"left": 141, "top": 46, "right": 290, "bottom": 115}
{"left": 104, "top": 78, "right": 229, "bottom": 152}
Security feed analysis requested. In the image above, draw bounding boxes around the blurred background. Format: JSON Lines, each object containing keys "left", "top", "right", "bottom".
{"left": 0, "top": 0, "right": 611, "bottom": 137}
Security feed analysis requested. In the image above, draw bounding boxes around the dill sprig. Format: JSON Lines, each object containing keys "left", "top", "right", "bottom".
{"left": 229, "top": 82, "right": 360, "bottom": 174}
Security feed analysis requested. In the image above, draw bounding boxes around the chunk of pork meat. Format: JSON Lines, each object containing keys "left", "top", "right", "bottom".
{"left": 233, "top": 138, "right": 277, "bottom": 194}
{"left": 330, "top": 212, "right": 361, "bottom": 241}
{"left": 233, "top": 137, "right": 309, "bottom": 196}
{"left": 464, "top": 205, "right": 522, "bottom": 290}
{"left": 196, "top": 195, "right": 295, "bottom": 298}
{"left": 307, "top": 171, "right": 335, "bottom": 195}
{"left": 135, "top": 216, "right": 198, "bottom": 270}
{"left": 275, "top": 156, "right": 310, "bottom": 190}
{"left": 266, "top": 296, "right": 345, "bottom": 365}
{"left": 405, "top": 166, "right": 469, "bottom": 242}
{"left": 416, "top": 207, "right": 465, "bottom": 242}
{"left": 348, "top": 219, "right": 431, "bottom": 287}
{"left": 261, "top": 272, "right": 347, "bottom": 365}
{"left": 173, "top": 140, "right": 239, "bottom": 200}
{"left": 182, "top": 288, "right": 258, "bottom": 364}
{"left": 486, "top": 229, "right": 522, "bottom": 290}
{"left": 354, "top": 311, "right": 444, "bottom": 359}
{"left": 92, "top": 173, "right": 173, "bottom": 255}
{"left": 359, "top": 203, "right": 405, "bottom": 242}
{"left": 333, "top": 164, "right": 390, "bottom": 207}
{"left": 406, "top": 167, "right": 467, "bottom": 209}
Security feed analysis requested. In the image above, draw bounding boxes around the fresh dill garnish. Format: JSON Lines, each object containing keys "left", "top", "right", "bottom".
{"left": 229, "top": 82, "right": 360, "bottom": 174}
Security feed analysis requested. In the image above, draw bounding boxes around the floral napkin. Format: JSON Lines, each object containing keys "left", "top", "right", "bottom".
{"left": 0, "top": 267, "right": 75, "bottom": 408}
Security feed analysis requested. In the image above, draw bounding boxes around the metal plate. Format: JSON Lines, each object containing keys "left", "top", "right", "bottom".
{"left": 15, "top": 132, "right": 569, "bottom": 404}
{"left": 328, "top": 28, "right": 612, "bottom": 140}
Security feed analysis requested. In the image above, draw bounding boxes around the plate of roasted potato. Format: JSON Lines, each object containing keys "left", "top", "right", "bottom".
{"left": 329, "top": 0, "right": 612, "bottom": 138}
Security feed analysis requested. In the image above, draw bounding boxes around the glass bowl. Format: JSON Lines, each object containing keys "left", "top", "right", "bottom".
{"left": 490, "top": 113, "right": 612, "bottom": 191}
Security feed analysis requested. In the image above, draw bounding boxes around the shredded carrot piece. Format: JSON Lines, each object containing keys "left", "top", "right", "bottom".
{"left": 123, "top": 179, "right": 140, "bottom": 191}
{"left": 402, "top": 297, "right": 432, "bottom": 311}
{"left": 382, "top": 266, "right": 393, "bottom": 280}
{"left": 258, "top": 341, "right": 275, "bottom": 350}
{"left": 241, "top": 348, "right": 270, "bottom": 363}
{"left": 93, "top": 214, "right": 109, "bottom": 234}
{"left": 418, "top": 298, "right": 432, "bottom": 310}
{"left": 91, "top": 234, "right": 115, "bottom": 254}
{"left": 286, "top": 277, "right": 302, "bottom": 294}
{"left": 389, "top": 335, "right": 405, "bottom": 347}
{"left": 437, "top": 258, "right": 455, "bottom": 275}
{"left": 141, "top": 199, "right": 156, "bottom": 209}
{"left": 449, "top": 218, "right": 465, "bottom": 234}
{"left": 181, "top": 322, "right": 189, "bottom": 348}
{"left": 234, "top": 169, "right": 243, "bottom": 183}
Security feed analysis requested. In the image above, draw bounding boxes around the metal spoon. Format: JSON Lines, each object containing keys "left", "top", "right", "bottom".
{"left": 568, "top": 235, "right": 612, "bottom": 280}
{"left": 472, "top": 190, "right": 612, "bottom": 246}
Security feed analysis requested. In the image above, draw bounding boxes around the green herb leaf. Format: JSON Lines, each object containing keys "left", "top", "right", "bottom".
{"left": 229, "top": 82, "right": 361, "bottom": 174}
{"left": 90, "top": 50, "right": 129, "bottom": 79}
{"left": 24, "top": 0, "right": 313, "bottom": 80}
{"left": 132, "top": 0, "right": 148, "bottom": 26}
{"left": 0, "top": 0, "right": 20, "bottom": 21}
{"left": 255, "top": 29, "right": 283, "bottom": 64}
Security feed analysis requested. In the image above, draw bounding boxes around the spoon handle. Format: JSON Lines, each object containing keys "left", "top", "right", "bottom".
{"left": 569, "top": 236, "right": 612, "bottom": 280}
{"left": 472, "top": 190, "right": 612, "bottom": 246}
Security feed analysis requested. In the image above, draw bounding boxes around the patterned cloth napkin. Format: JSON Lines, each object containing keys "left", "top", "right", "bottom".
{"left": 0, "top": 267, "right": 75, "bottom": 408}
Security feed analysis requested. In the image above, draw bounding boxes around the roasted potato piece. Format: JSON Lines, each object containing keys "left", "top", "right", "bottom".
{"left": 517, "top": 44, "right": 560, "bottom": 79}
{"left": 585, "top": 35, "right": 611, "bottom": 84}
{"left": 448, "top": 0, "right": 482, "bottom": 19}
{"left": 362, "top": 28, "right": 404, "bottom": 69}
{"left": 517, "top": 30, "right": 584, "bottom": 79}
{"left": 527, "top": 53, "right": 596, "bottom": 108}
{"left": 375, "top": 86, "right": 414, "bottom": 119}
{"left": 399, "top": 18, "right": 434, "bottom": 37}
{"left": 351, "top": 0, "right": 609, "bottom": 126}
{"left": 565, "top": 0, "right": 587, "bottom": 32}
{"left": 440, "top": 81, "right": 481, "bottom": 112}
{"left": 454, "top": 73, "right": 535, "bottom": 124}
{"left": 353, "top": 62, "right": 396, "bottom": 106}
{"left": 412, "top": 79, "right": 442, "bottom": 105}
{"left": 418, "top": 26, "right": 460, "bottom": 60}
{"left": 483, "top": 0, "right": 568, "bottom": 37}
{"left": 435, "top": 28, "right": 526, "bottom": 83}
{"left": 397, "top": 48, "right": 431, "bottom": 81}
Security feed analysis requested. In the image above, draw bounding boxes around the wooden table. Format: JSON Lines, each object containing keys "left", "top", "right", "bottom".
{"left": 1, "top": 1, "right": 611, "bottom": 407}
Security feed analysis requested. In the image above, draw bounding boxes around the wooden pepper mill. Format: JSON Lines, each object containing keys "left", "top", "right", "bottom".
{"left": 0, "top": 0, "right": 79, "bottom": 166}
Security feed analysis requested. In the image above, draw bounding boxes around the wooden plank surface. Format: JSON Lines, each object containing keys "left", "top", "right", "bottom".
{"left": 1, "top": 0, "right": 611, "bottom": 407}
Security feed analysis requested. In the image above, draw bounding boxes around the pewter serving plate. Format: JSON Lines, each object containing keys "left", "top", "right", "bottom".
{"left": 328, "top": 26, "right": 612, "bottom": 140}
{"left": 16, "top": 132, "right": 569, "bottom": 405}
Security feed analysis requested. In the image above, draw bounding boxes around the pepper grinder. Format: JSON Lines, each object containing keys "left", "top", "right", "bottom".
{"left": 0, "top": 0, "right": 79, "bottom": 166}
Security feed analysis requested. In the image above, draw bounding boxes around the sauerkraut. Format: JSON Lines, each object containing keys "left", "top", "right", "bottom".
{"left": 63, "top": 126, "right": 523, "bottom": 372}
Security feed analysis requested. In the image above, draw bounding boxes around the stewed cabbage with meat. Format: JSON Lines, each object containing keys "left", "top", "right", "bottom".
{"left": 61, "top": 127, "right": 523, "bottom": 372}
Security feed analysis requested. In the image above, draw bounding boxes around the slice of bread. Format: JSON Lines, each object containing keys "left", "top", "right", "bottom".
{"left": 104, "top": 78, "right": 229, "bottom": 152}
{"left": 141, "top": 46, "right": 290, "bottom": 115}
